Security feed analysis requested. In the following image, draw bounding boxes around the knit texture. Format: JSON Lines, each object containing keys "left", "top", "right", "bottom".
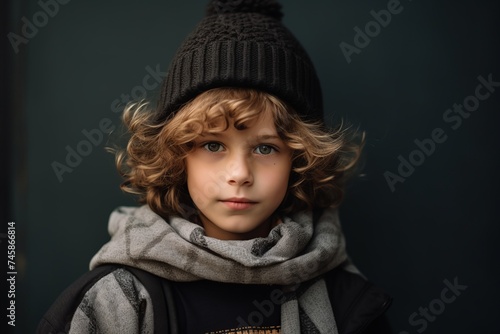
{"left": 157, "top": 0, "right": 323, "bottom": 122}
{"left": 69, "top": 269, "right": 154, "bottom": 333}
{"left": 90, "top": 205, "right": 352, "bottom": 333}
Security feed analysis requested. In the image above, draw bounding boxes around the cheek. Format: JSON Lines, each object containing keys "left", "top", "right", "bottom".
{"left": 185, "top": 158, "right": 204, "bottom": 198}
{"left": 186, "top": 158, "right": 223, "bottom": 203}
{"left": 186, "top": 169, "right": 210, "bottom": 210}
{"left": 263, "top": 161, "right": 291, "bottom": 195}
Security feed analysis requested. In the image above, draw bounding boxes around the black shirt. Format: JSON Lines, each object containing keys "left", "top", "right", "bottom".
{"left": 172, "top": 279, "right": 282, "bottom": 333}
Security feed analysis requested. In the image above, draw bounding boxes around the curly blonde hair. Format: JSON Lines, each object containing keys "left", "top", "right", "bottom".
{"left": 115, "top": 87, "right": 364, "bottom": 219}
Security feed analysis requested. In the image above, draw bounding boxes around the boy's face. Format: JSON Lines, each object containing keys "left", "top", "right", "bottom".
{"left": 185, "top": 111, "right": 293, "bottom": 240}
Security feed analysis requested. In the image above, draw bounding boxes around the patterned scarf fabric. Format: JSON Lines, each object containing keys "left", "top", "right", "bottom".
{"left": 90, "top": 205, "right": 350, "bottom": 333}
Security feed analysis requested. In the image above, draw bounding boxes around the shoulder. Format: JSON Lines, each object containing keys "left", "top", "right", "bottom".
{"left": 80, "top": 267, "right": 151, "bottom": 305}
{"left": 69, "top": 268, "right": 154, "bottom": 333}
{"left": 324, "top": 266, "right": 393, "bottom": 334}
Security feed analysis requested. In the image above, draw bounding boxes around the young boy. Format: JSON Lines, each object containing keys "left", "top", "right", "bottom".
{"left": 40, "top": 1, "right": 392, "bottom": 333}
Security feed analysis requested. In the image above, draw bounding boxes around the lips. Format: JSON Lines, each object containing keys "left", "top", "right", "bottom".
{"left": 220, "top": 198, "right": 257, "bottom": 210}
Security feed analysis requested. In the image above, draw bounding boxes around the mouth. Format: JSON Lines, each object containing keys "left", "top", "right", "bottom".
{"left": 220, "top": 198, "right": 257, "bottom": 210}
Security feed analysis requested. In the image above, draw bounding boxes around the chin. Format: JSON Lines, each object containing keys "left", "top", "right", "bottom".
{"left": 222, "top": 222, "right": 258, "bottom": 234}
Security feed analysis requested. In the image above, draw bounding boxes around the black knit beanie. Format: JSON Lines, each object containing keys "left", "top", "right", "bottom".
{"left": 158, "top": 0, "right": 323, "bottom": 122}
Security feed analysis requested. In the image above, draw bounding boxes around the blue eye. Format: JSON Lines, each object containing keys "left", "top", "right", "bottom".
{"left": 204, "top": 142, "right": 224, "bottom": 152}
{"left": 255, "top": 145, "right": 275, "bottom": 155}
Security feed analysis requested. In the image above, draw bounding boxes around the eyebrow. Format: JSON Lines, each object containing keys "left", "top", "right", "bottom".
{"left": 253, "top": 134, "right": 280, "bottom": 140}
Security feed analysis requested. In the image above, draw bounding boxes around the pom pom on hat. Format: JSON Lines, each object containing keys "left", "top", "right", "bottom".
{"left": 206, "top": 0, "right": 283, "bottom": 20}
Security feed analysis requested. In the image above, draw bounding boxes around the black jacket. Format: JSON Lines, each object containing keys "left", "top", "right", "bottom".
{"left": 38, "top": 264, "right": 392, "bottom": 334}
{"left": 324, "top": 267, "right": 392, "bottom": 333}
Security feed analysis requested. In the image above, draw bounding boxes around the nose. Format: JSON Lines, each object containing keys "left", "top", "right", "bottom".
{"left": 226, "top": 153, "right": 253, "bottom": 186}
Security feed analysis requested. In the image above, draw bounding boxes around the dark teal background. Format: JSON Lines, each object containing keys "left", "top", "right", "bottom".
{"left": 3, "top": 0, "right": 500, "bottom": 333}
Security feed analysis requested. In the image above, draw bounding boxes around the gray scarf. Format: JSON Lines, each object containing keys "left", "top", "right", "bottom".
{"left": 90, "top": 205, "right": 351, "bottom": 333}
